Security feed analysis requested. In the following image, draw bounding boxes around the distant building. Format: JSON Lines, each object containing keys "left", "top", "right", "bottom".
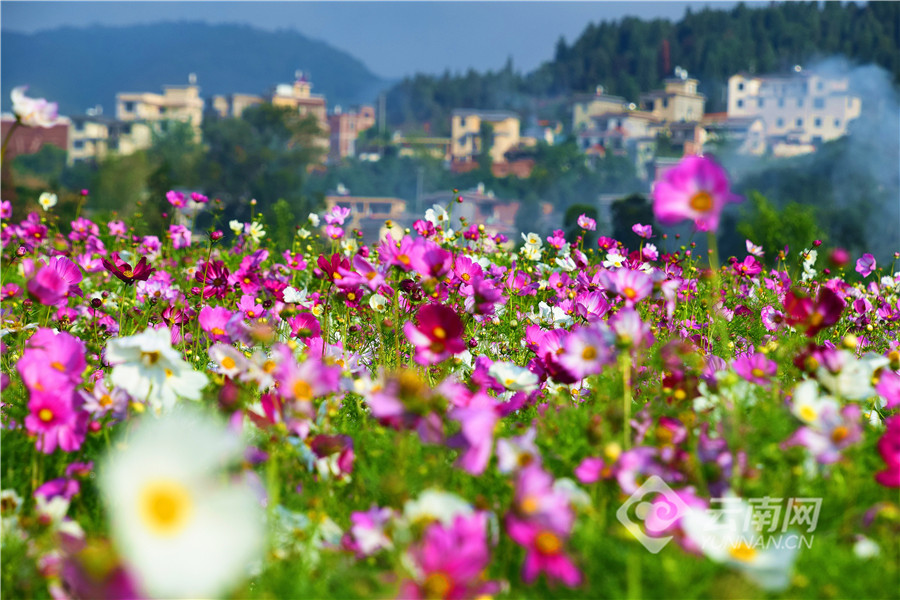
{"left": 268, "top": 72, "right": 329, "bottom": 153}
{"left": 571, "top": 86, "right": 628, "bottom": 133}
{"left": 324, "top": 194, "right": 408, "bottom": 242}
{"left": 577, "top": 110, "right": 660, "bottom": 180}
{"left": 116, "top": 74, "right": 204, "bottom": 141}
{"left": 450, "top": 109, "right": 521, "bottom": 166}
{"left": 68, "top": 112, "right": 154, "bottom": 165}
{"left": 727, "top": 70, "right": 861, "bottom": 155}
{"left": 391, "top": 134, "right": 452, "bottom": 161}
{"left": 1, "top": 114, "right": 69, "bottom": 163}
{"left": 209, "top": 93, "right": 265, "bottom": 119}
{"left": 327, "top": 105, "right": 376, "bottom": 162}
{"left": 701, "top": 113, "right": 767, "bottom": 156}
{"left": 640, "top": 70, "right": 706, "bottom": 124}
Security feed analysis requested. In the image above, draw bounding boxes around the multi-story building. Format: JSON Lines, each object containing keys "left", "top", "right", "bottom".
{"left": 268, "top": 72, "right": 329, "bottom": 145}
{"left": 116, "top": 74, "right": 204, "bottom": 139}
{"left": 67, "top": 112, "right": 156, "bottom": 165}
{"left": 727, "top": 70, "right": 861, "bottom": 150}
{"left": 571, "top": 86, "right": 628, "bottom": 133}
{"left": 577, "top": 110, "right": 660, "bottom": 180}
{"left": 640, "top": 71, "right": 706, "bottom": 124}
{"left": 327, "top": 105, "right": 376, "bottom": 162}
{"left": 450, "top": 109, "right": 520, "bottom": 166}
{"left": 208, "top": 93, "right": 265, "bottom": 119}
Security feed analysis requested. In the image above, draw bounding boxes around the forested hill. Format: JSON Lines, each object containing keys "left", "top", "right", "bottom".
{"left": 0, "top": 22, "right": 390, "bottom": 116}
{"left": 385, "top": 1, "right": 900, "bottom": 132}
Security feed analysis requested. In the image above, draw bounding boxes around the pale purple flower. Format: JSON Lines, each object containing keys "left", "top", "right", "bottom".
{"left": 576, "top": 214, "right": 596, "bottom": 231}
{"left": 856, "top": 253, "right": 876, "bottom": 277}
{"left": 632, "top": 223, "right": 653, "bottom": 239}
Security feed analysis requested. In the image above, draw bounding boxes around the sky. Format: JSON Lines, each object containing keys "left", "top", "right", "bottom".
{"left": 1, "top": 1, "right": 747, "bottom": 79}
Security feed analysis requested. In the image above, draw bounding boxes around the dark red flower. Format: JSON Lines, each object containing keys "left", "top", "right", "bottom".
{"left": 101, "top": 252, "right": 154, "bottom": 286}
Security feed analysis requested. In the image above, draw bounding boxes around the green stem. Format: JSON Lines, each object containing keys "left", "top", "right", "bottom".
{"left": 620, "top": 353, "right": 632, "bottom": 450}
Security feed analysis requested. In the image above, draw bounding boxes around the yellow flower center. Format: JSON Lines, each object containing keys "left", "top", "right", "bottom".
{"left": 689, "top": 191, "right": 713, "bottom": 213}
{"left": 461, "top": 273, "right": 471, "bottom": 281}
{"left": 99, "top": 394, "right": 113, "bottom": 408}
{"left": 831, "top": 425, "right": 849, "bottom": 443}
{"left": 751, "top": 367, "right": 765, "bottom": 378}
{"left": 38, "top": 408, "right": 54, "bottom": 422}
{"left": 139, "top": 479, "right": 193, "bottom": 536}
{"left": 535, "top": 531, "right": 562, "bottom": 555}
{"left": 221, "top": 356, "right": 236, "bottom": 370}
{"left": 263, "top": 360, "right": 277, "bottom": 374}
{"left": 122, "top": 269, "right": 134, "bottom": 278}
{"left": 293, "top": 379, "right": 313, "bottom": 401}
{"left": 398, "top": 254, "right": 411, "bottom": 265}
{"left": 728, "top": 541, "right": 757, "bottom": 562}
{"left": 422, "top": 571, "right": 452, "bottom": 600}
{"left": 141, "top": 351, "right": 160, "bottom": 366}
{"left": 582, "top": 346, "right": 597, "bottom": 360}
{"left": 623, "top": 287, "right": 637, "bottom": 300}
{"left": 798, "top": 405, "right": 817, "bottom": 423}
{"left": 433, "top": 326, "right": 447, "bottom": 340}
{"left": 51, "top": 361, "right": 66, "bottom": 372}
{"left": 520, "top": 495, "right": 539, "bottom": 515}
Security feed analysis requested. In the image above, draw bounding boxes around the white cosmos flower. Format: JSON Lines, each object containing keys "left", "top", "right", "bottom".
{"left": 99, "top": 409, "right": 264, "bottom": 599}
{"left": 11, "top": 86, "right": 59, "bottom": 127}
{"left": 38, "top": 192, "right": 58, "bottom": 211}
{"left": 489, "top": 361, "right": 539, "bottom": 392}
{"left": 521, "top": 244, "right": 542, "bottom": 262}
{"left": 403, "top": 489, "right": 472, "bottom": 527}
{"left": 341, "top": 238, "right": 358, "bottom": 255}
{"left": 106, "top": 327, "right": 208, "bottom": 413}
{"left": 425, "top": 204, "right": 449, "bottom": 227}
{"left": 555, "top": 255, "right": 577, "bottom": 272}
{"left": 681, "top": 494, "right": 799, "bottom": 592}
{"left": 297, "top": 227, "right": 312, "bottom": 239}
{"left": 282, "top": 286, "right": 308, "bottom": 304}
{"left": 308, "top": 212, "right": 321, "bottom": 227}
{"left": 368, "top": 293, "right": 389, "bottom": 312}
{"left": 603, "top": 252, "right": 627, "bottom": 269}
{"left": 229, "top": 219, "right": 243, "bottom": 235}
{"left": 817, "top": 351, "right": 889, "bottom": 401}
{"left": 248, "top": 222, "right": 266, "bottom": 243}
{"left": 521, "top": 232, "right": 543, "bottom": 248}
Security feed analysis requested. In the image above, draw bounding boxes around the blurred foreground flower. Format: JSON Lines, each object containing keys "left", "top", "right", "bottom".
{"left": 652, "top": 155, "right": 741, "bottom": 232}
{"left": 99, "top": 408, "right": 264, "bottom": 598}
{"left": 11, "top": 86, "right": 59, "bottom": 128}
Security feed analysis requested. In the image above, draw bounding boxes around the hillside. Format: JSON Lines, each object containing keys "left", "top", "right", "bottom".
{"left": 1, "top": 22, "right": 390, "bottom": 115}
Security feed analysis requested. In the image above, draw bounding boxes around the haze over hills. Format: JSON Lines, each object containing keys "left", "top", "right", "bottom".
{"left": 1, "top": 22, "right": 391, "bottom": 116}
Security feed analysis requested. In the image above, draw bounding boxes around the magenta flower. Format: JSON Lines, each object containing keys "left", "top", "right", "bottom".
{"left": 108, "top": 220, "right": 127, "bottom": 237}
{"left": 0, "top": 200, "right": 11, "bottom": 219}
{"left": 27, "top": 263, "right": 69, "bottom": 305}
{"left": 400, "top": 512, "right": 498, "bottom": 600}
{"left": 783, "top": 404, "right": 862, "bottom": 464}
{"left": 101, "top": 252, "right": 154, "bottom": 286}
{"left": 559, "top": 324, "right": 615, "bottom": 381}
{"left": 450, "top": 392, "right": 500, "bottom": 475}
{"left": 324, "top": 205, "right": 351, "bottom": 226}
{"left": 274, "top": 344, "right": 341, "bottom": 403}
{"left": 856, "top": 253, "right": 876, "bottom": 277}
{"left": 876, "top": 370, "right": 900, "bottom": 410}
{"left": 652, "top": 155, "right": 741, "bottom": 231}
{"left": 875, "top": 415, "right": 900, "bottom": 488}
{"left": 404, "top": 303, "right": 466, "bottom": 365}
{"left": 166, "top": 190, "right": 186, "bottom": 208}
{"left": 505, "top": 517, "right": 581, "bottom": 587}
{"left": 199, "top": 305, "right": 234, "bottom": 342}
{"left": 576, "top": 214, "right": 596, "bottom": 231}
{"left": 195, "top": 259, "right": 232, "bottom": 299}
{"left": 25, "top": 391, "right": 88, "bottom": 454}
{"left": 168, "top": 224, "right": 192, "bottom": 249}
{"left": 733, "top": 352, "right": 777, "bottom": 386}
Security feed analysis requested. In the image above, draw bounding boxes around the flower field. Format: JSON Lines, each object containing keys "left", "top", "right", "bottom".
{"left": 1, "top": 154, "right": 898, "bottom": 599}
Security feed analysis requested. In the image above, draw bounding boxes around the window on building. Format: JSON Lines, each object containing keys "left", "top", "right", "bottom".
{"left": 778, "top": 98, "right": 785, "bottom": 108}
{"left": 797, "top": 98, "right": 804, "bottom": 108}
{"left": 817, "top": 81, "right": 824, "bottom": 91}
{"left": 814, "top": 117, "right": 822, "bottom": 128}
{"left": 73, "top": 140, "right": 84, "bottom": 150}
{"left": 758, "top": 98, "right": 765, "bottom": 108}
{"left": 662, "top": 98, "right": 668, "bottom": 108}
{"left": 813, "top": 98, "right": 825, "bottom": 109}
{"left": 776, "top": 118, "right": 784, "bottom": 128}
{"left": 737, "top": 99, "right": 744, "bottom": 108}
{"left": 370, "top": 203, "right": 391, "bottom": 214}
{"left": 796, "top": 118, "right": 803, "bottom": 127}
{"left": 737, "top": 82, "right": 744, "bottom": 91}
{"left": 124, "top": 101, "right": 135, "bottom": 112}
{"left": 834, "top": 118, "right": 841, "bottom": 128}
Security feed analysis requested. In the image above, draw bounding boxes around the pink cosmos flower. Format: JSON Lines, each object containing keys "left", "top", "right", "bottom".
{"left": 166, "top": 190, "right": 186, "bottom": 208}
{"left": 733, "top": 255, "right": 762, "bottom": 278}
{"left": 274, "top": 344, "right": 341, "bottom": 404}
{"left": 449, "top": 392, "right": 501, "bottom": 475}
{"left": 25, "top": 391, "right": 88, "bottom": 454}
{"left": 0, "top": 200, "right": 11, "bottom": 219}
{"left": 107, "top": 220, "right": 127, "bottom": 237}
{"left": 400, "top": 512, "right": 498, "bottom": 600}
{"left": 856, "top": 253, "right": 876, "bottom": 277}
{"left": 733, "top": 352, "right": 777, "bottom": 386}
{"left": 27, "top": 263, "right": 69, "bottom": 305}
{"left": 632, "top": 223, "right": 653, "bottom": 239}
{"left": 783, "top": 404, "right": 862, "bottom": 464}
{"left": 404, "top": 303, "right": 466, "bottom": 365}
{"left": 875, "top": 370, "right": 900, "bottom": 410}
{"left": 199, "top": 306, "right": 235, "bottom": 343}
{"left": 168, "top": 224, "right": 192, "bottom": 249}
{"left": 576, "top": 214, "right": 596, "bottom": 231}
{"left": 784, "top": 287, "right": 845, "bottom": 337}
{"left": 324, "top": 205, "right": 351, "bottom": 226}
{"left": 194, "top": 260, "right": 232, "bottom": 299}
{"left": 559, "top": 323, "right": 615, "bottom": 380}
{"left": 875, "top": 415, "right": 900, "bottom": 487}
{"left": 599, "top": 268, "right": 653, "bottom": 306}
{"left": 345, "top": 506, "right": 395, "bottom": 557}
{"left": 652, "top": 155, "right": 741, "bottom": 231}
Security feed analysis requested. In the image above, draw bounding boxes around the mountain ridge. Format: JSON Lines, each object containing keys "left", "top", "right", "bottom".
{"left": 1, "top": 21, "right": 392, "bottom": 116}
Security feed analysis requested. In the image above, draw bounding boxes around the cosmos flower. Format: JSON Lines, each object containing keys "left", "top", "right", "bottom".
{"left": 98, "top": 408, "right": 264, "bottom": 599}
{"left": 404, "top": 303, "right": 466, "bottom": 365}
{"left": 652, "top": 155, "right": 741, "bottom": 231}
{"left": 856, "top": 253, "right": 876, "bottom": 277}
{"left": 106, "top": 327, "right": 209, "bottom": 413}
{"left": 102, "top": 252, "right": 154, "bottom": 286}
{"left": 577, "top": 214, "right": 597, "bottom": 231}
{"left": 38, "top": 192, "right": 58, "bottom": 211}
{"left": 11, "top": 86, "right": 59, "bottom": 128}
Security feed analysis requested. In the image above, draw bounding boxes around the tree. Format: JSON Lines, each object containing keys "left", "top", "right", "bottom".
{"left": 610, "top": 193, "right": 655, "bottom": 247}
